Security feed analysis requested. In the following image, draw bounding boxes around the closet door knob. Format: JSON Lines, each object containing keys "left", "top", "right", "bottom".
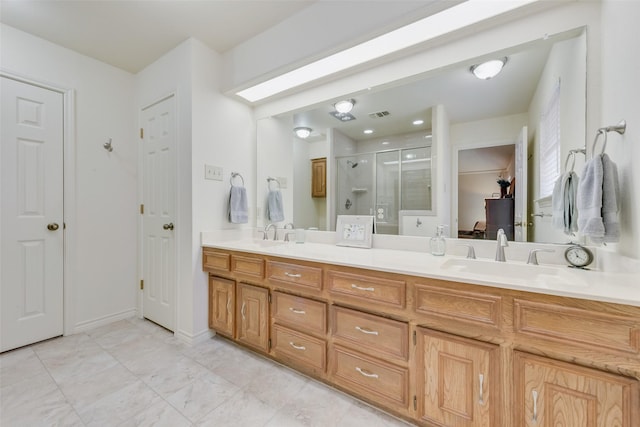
{"left": 47, "top": 223, "right": 59, "bottom": 231}
{"left": 163, "top": 223, "right": 174, "bottom": 230}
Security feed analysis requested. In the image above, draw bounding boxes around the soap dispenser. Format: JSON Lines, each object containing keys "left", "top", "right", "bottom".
{"left": 430, "top": 225, "right": 446, "bottom": 256}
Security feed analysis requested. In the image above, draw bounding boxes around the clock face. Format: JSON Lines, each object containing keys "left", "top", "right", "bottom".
{"left": 564, "top": 245, "right": 594, "bottom": 268}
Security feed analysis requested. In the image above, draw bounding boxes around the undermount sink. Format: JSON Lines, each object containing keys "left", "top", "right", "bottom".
{"left": 441, "top": 258, "right": 588, "bottom": 287}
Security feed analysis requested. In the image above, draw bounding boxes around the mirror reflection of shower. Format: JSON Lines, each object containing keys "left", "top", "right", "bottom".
{"left": 335, "top": 146, "right": 432, "bottom": 235}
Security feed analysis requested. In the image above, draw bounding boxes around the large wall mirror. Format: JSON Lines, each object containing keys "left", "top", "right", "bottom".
{"left": 256, "top": 26, "right": 586, "bottom": 243}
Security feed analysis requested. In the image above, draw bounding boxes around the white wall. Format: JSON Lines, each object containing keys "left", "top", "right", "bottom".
{"left": 1, "top": 24, "right": 137, "bottom": 332}
{"left": 600, "top": 0, "right": 640, "bottom": 259}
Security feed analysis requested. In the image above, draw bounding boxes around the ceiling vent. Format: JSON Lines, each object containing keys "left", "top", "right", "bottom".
{"left": 368, "top": 111, "right": 391, "bottom": 119}
{"left": 329, "top": 111, "right": 356, "bottom": 122}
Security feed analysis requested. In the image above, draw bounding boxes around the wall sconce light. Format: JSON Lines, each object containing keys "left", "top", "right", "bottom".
{"left": 471, "top": 58, "right": 507, "bottom": 80}
{"left": 294, "top": 127, "right": 312, "bottom": 139}
{"left": 334, "top": 99, "right": 355, "bottom": 114}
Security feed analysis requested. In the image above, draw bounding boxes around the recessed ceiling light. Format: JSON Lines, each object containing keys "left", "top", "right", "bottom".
{"left": 470, "top": 58, "right": 507, "bottom": 80}
{"left": 363, "top": 129, "right": 374, "bottom": 134}
{"left": 413, "top": 119, "right": 424, "bottom": 125}
{"left": 381, "top": 141, "right": 390, "bottom": 145}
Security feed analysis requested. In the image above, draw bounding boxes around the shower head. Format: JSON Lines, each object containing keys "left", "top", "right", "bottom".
{"left": 347, "top": 160, "right": 358, "bottom": 168}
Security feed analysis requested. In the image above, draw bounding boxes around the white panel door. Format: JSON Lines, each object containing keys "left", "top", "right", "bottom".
{"left": 141, "top": 95, "right": 176, "bottom": 331}
{"left": 514, "top": 126, "right": 528, "bottom": 242}
{"left": 1, "top": 76, "right": 64, "bottom": 352}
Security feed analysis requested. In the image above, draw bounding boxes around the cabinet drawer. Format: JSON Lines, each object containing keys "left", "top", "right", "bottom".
{"left": 203, "top": 249, "right": 230, "bottom": 272}
{"left": 330, "top": 345, "right": 409, "bottom": 410}
{"left": 327, "top": 270, "right": 405, "bottom": 309}
{"left": 231, "top": 254, "right": 264, "bottom": 278}
{"left": 514, "top": 299, "right": 640, "bottom": 356}
{"left": 266, "top": 261, "right": 322, "bottom": 291}
{"left": 415, "top": 282, "right": 502, "bottom": 329}
{"left": 331, "top": 306, "right": 408, "bottom": 361}
{"left": 272, "top": 291, "right": 326, "bottom": 335}
{"left": 271, "top": 325, "right": 326, "bottom": 372}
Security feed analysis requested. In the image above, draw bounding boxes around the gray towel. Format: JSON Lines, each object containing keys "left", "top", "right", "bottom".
{"left": 577, "top": 156, "right": 604, "bottom": 242}
{"left": 552, "top": 171, "right": 579, "bottom": 234}
{"left": 228, "top": 186, "right": 248, "bottom": 224}
{"left": 601, "top": 153, "right": 620, "bottom": 242}
{"left": 266, "top": 190, "right": 284, "bottom": 222}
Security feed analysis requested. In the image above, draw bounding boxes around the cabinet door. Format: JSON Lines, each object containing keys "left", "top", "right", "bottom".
{"left": 416, "top": 327, "right": 498, "bottom": 427}
{"left": 236, "top": 283, "right": 270, "bottom": 352}
{"left": 515, "top": 352, "right": 639, "bottom": 427}
{"left": 209, "top": 276, "right": 235, "bottom": 337}
{"left": 311, "top": 158, "right": 326, "bottom": 198}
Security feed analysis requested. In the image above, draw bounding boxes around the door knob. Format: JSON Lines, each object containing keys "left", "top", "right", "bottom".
{"left": 163, "top": 223, "right": 174, "bottom": 230}
{"left": 47, "top": 223, "right": 59, "bottom": 231}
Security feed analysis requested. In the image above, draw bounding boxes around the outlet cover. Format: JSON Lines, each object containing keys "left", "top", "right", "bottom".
{"left": 205, "top": 165, "right": 223, "bottom": 181}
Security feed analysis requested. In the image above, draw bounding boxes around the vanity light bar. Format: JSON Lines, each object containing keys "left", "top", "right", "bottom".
{"left": 236, "top": 0, "right": 539, "bottom": 103}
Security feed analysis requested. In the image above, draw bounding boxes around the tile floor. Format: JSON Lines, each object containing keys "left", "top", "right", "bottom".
{"left": 0, "top": 318, "right": 413, "bottom": 426}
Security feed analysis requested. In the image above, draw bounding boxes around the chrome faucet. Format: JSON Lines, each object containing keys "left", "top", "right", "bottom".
{"left": 264, "top": 223, "right": 277, "bottom": 240}
{"left": 527, "top": 248, "right": 555, "bottom": 265}
{"left": 283, "top": 223, "right": 295, "bottom": 242}
{"left": 495, "top": 228, "right": 508, "bottom": 262}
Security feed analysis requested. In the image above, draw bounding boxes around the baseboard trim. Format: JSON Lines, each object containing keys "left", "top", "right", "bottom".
{"left": 174, "top": 327, "right": 215, "bottom": 346}
{"left": 71, "top": 308, "right": 137, "bottom": 334}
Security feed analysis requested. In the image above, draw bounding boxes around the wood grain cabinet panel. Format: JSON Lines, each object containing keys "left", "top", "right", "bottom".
{"left": 514, "top": 298, "right": 640, "bottom": 356}
{"left": 236, "top": 283, "right": 269, "bottom": 352}
{"left": 272, "top": 291, "right": 326, "bottom": 335}
{"left": 331, "top": 306, "right": 408, "bottom": 361}
{"left": 330, "top": 345, "right": 409, "bottom": 412}
{"left": 208, "top": 276, "right": 234, "bottom": 337}
{"left": 416, "top": 327, "right": 499, "bottom": 427}
{"left": 202, "top": 249, "right": 230, "bottom": 273}
{"left": 267, "top": 261, "right": 323, "bottom": 291}
{"left": 271, "top": 324, "right": 326, "bottom": 373}
{"left": 514, "top": 351, "right": 640, "bottom": 427}
{"left": 415, "top": 282, "right": 502, "bottom": 330}
{"left": 311, "top": 157, "right": 326, "bottom": 198}
{"left": 231, "top": 254, "right": 264, "bottom": 278}
{"left": 327, "top": 270, "right": 405, "bottom": 309}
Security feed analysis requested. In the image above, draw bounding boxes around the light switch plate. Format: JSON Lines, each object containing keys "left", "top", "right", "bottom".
{"left": 205, "top": 164, "right": 223, "bottom": 181}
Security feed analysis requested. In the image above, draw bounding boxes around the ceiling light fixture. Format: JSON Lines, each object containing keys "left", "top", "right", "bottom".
{"left": 294, "top": 127, "right": 312, "bottom": 139}
{"left": 363, "top": 129, "right": 374, "bottom": 135}
{"left": 412, "top": 119, "right": 424, "bottom": 125}
{"left": 236, "top": 0, "right": 538, "bottom": 102}
{"left": 334, "top": 99, "right": 355, "bottom": 114}
{"left": 471, "top": 58, "right": 507, "bottom": 80}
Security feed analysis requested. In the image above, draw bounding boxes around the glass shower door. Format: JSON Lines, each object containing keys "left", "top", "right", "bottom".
{"left": 375, "top": 151, "right": 399, "bottom": 234}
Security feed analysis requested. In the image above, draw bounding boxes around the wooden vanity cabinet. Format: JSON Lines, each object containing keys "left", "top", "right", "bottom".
{"left": 208, "top": 276, "right": 235, "bottom": 338}
{"left": 236, "top": 282, "right": 270, "bottom": 353}
{"left": 415, "top": 327, "right": 499, "bottom": 427}
{"left": 514, "top": 351, "right": 639, "bottom": 427}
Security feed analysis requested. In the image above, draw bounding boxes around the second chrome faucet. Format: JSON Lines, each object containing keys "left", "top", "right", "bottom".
{"left": 495, "top": 228, "right": 508, "bottom": 262}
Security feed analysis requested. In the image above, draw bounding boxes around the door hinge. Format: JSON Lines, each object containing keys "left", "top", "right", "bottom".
{"left": 140, "top": 279, "right": 144, "bottom": 290}
{"left": 268, "top": 294, "right": 272, "bottom": 303}
{"left": 413, "top": 395, "right": 417, "bottom": 410}
{"left": 140, "top": 128, "right": 144, "bottom": 139}
{"left": 413, "top": 330, "right": 416, "bottom": 345}
{"left": 140, "top": 204, "right": 144, "bottom": 214}
{"left": 268, "top": 338, "right": 272, "bottom": 350}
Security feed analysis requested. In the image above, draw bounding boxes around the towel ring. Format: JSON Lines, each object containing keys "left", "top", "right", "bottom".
{"left": 230, "top": 172, "right": 244, "bottom": 187}
{"left": 564, "top": 148, "right": 585, "bottom": 172}
{"left": 591, "top": 129, "right": 608, "bottom": 157}
{"left": 267, "top": 177, "right": 280, "bottom": 191}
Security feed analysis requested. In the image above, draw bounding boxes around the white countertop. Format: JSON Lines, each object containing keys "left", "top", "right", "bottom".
{"left": 201, "top": 230, "right": 640, "bottom": 307}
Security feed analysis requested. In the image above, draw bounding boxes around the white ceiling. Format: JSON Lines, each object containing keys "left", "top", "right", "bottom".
{"left": 0, "top": 0, "right": 316, "bottom": 73}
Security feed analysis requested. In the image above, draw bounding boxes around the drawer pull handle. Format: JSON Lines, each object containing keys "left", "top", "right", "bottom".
{"left": 241, "top": 302, "right": 246, "bottom": 320}
{"left": 289, "top": 307, "right": 306, "bottom": 315}
{"left": 478, "top": 374, "right": 484, "bottom": 405}
{"left": 355, "top": 367, "right": 379, "bottom": 379}
{"left": 285, "top": 272, "right": 302, "bottom": 278}
{"left": 227, "top": 298, "right": 231, "bottom": 314}
{"left": 289, "top": 342, "right": 306, "bottom": 351}
{"left": 532, "top": 390, "right": 538, "bottom": 422}
{"left": 351, "top": 284, "right": 375, "bottom": 292}
{"left": 355, "top": 326, "right": 379, "bottom": 336}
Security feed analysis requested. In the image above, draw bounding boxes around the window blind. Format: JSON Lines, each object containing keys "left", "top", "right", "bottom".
{"left": 539, "top": 81, "right": 561, "bottom": 198}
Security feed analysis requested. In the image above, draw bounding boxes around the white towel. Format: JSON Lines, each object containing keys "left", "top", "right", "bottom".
{"left": 266, "top": 190, "right": 284, "bottom": 222}
{"left": 577, "top": 155, "right": 605, "bottom": 243}
{"left": 228, "top": 186, "right": 248, "bottom": 224}
{"left": 601, "top": 153, "right": 620, "bottom": 243}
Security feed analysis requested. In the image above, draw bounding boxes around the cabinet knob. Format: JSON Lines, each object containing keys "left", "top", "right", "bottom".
{"left": 163, "top": 223, "right": 174, "bottom": 230}
{"left": 47, "top": 223, "right": 59, "bottom": 231}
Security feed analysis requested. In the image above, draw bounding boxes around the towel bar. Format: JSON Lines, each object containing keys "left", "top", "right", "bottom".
{"left": 230, "top": 172, "right": 244, "bottom": 187}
